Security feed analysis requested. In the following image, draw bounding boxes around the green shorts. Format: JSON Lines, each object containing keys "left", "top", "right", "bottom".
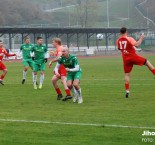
{"left": 22, "top": 59, "right": 34, "bottom": 69}
{"left": 67, "top": 71, "right": 82, "bottom": 81}
{"left": 33, "top": 62, "right": 45, "bottom": 72}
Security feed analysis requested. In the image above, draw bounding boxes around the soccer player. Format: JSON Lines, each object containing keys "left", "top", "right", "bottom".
{"left": 32, "top": 36, "right": 48, "bottom": 89}
{"left": 54, "top": 47, "right": 83, "bottom": 104}
{"left": 117, "top": 27, "right": 155, "bottom": 98}
{"left": 49, "top": 38, "right": 72, "bottom": 100}
{"left": 0, "top": 40, "right": 16, "bottom": 85}
{"left": 20, "top": 37, "right": 34, "bottom": 84}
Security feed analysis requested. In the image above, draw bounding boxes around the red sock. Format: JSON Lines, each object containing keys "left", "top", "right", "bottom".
{"left": 55, "top": 88, "right": 62, "bottom": 95}
{"left": 0, "top": 74, "right": 5, "bottom": 80}
{"left": 125, "top": 83, "right": 130, "bottom": 92}
{"left": 65, "top": 89, "right": 71, "bottom": 96}
{"left": 151, "top": 69, "right": 155, "bottom": 75}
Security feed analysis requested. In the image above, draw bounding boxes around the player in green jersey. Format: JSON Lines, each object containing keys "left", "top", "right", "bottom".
{"left": 20, "top": 37, "right": 34, "bottom": 84}
{"left": 54, "top": 47, "right": 83, "bottom": 104}
{"left": 32, "top": 36, "right": 48, "bottom": 89}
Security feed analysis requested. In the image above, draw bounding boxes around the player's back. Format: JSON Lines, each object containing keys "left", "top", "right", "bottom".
{"left": 117, "top": 37, "right": 136, "bottom": 56}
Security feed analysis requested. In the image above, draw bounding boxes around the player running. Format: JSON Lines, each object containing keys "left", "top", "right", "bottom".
{"left": 54, "top": 47, "right": 83, "bottom": 104}
{"left": 0, "top": 40, "right": 16, "bottom": 85}
{"left": 117, "top": 27, "right": 155, "bottom": 98}
{"left": 49, "top": 38, "right": 72, "bottom": 100}
{"left": 20, "top": 37, "right": 34, "bottom": 84}
{"left": 32, "top": 36, "right": 48, "bottom": 89}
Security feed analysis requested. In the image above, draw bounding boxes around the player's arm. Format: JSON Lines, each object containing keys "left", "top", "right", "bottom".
{"left": 5, "top": 51, "right": 16, "bottom": 57}
{"left": 128, "top": 35, "right": 144, "bottom": 47}
{"left": 49, "top": 51, "right": 62, "bottom": 67}
{"left": 54, "top": 62, "right": 61, "bottom": 76}
{"left": 66, "top": 57, "right": 80, "bottom": 72}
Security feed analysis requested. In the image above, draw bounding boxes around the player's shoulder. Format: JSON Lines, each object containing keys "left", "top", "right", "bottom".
{"left": 70, "top": 54, "right": 76, "bottom": 59}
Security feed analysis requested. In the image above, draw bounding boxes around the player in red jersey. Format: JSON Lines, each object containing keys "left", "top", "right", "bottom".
{"left": 117, "top": 27, "right": 155, "bottom": 98}
{"left": 49, "top": 38, "right": 72, "bottom": 100}
{"left": 0, "top": 40, "right": 16, "bottom": 85}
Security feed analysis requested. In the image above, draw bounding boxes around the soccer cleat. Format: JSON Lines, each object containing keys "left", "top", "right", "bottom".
{"left": 125, "top": 92, "right": 129, "bottom": 98}
{"left": 34, "top": 83, "right": 37, "bottom": 90}
{"left": 39, "top": 84, "right": 42, "bottom": 89}
{"left": 73, "top": 93, "right": 78, "bottom": 103}
{"left": 57, "top": 94, "right": 63, "bottom": 100}
{"left": 0, "top": 80, "right": 4, "bottom": 85}
{"left": 78, "top": 96, "right": 83, "bottom": 104}
{"left": 22, "top": 79, "right": 25, "bottom": 84}
{"left": 62, "top": 95, "right": 72, "bottom": 101}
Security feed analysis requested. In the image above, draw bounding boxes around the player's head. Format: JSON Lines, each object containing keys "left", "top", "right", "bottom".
{"left": 120, "top": 27, "right": 128, "bottom": 35}
{"left": 37, "top": 36, "right": 43, "bottom": 45}
{"left": 0, "top": 40, "right": 3, "bottom": 47}
{"left": 24, "top": 36, "right": 30, "bottom": 44}
{"left": 62, "top": 46, "right": 69, "bottom": 57}
{"left": 52, "top": 37, "right": 61, "bottom": 48}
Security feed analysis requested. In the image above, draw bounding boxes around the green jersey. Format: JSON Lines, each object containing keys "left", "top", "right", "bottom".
{"left": 20, "top": 43, "right": 33, "bottom": 60}
{"left": 32, "top": 44, "right": 47, "bottom": 64}
{"left": 58, "top": 54, "right": 81, "bottom": 71}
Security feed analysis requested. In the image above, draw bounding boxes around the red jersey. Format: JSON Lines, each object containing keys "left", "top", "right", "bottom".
{"left": 117, "top": 36, "right": 136, "bottom": 57}
{"left": 54, "top": 45, "right": 63, "bottom": 57}
{"left": 0, "top": 47, "right": 15, "bottom": 61}
{"left": 117, "top": 36, "right": 146, "bottom": 73}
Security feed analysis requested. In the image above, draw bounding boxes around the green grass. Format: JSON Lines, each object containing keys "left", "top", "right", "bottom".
{"left": 0, "top": 53, "right": 155, "bottom": 145}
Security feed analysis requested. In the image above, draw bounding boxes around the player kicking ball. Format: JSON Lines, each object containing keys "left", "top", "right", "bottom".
{"left": 54, "top": 47, "right": 83, "bottom": 104}
{"left": 117, "top": 27, "right": 155, "bottom": 98}
{"left": 20, "top": 37, "right": 34, "bottom": 84}
{"left": 32, "top": 37, "right": 48, "bottom": 89}
{"left": 0, "top": 40, "right": 16, "bottom": 85}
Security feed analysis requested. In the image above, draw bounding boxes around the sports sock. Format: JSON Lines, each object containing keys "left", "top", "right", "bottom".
{"left": 0, "top": 74, "right": 5, "bottom": 80}
{"left": 23, "top": 71, "right": 27, "bottom": 79}
{"left": 65, "top": 89, "right": 71, "bottom": 96}
{"left": 56, "top": 88, "right": 62, "bottom": 95}
{"left": 125, "top": 83, "right": 130, "bottom": 93}
{"left": 151, "top": 69, "right": 155, "bottom": 75}
{"left": 33, "top": 75, "right": 37, "bottom": 84}
{"left": 40, "top": 74, "right": 44, "bottom": 84}
{"left": 70, "top": 86, "right": 77, "bottom": 94}
{"left": 32, "top": 72, "right": 34, "bottom": 83}
{"left": 76, "top": 88, "right": 82, "bottom": 96}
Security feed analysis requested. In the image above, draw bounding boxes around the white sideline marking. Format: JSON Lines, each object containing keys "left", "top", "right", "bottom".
{"left": 0, "top": 118, "right": 155, "bottom": 130}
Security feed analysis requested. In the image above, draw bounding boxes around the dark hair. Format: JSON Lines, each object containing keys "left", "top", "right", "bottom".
{"left": 0, "top": 40, "right": 2, "bottom": 42}
{"left": 52, "top": 37, "right": 61, "bottom": 45}
{"left": 120, "top": 27, "right": 127, "bottom": 34}
{"left": 37, "top": 36, "right": 43, "bottom": 40}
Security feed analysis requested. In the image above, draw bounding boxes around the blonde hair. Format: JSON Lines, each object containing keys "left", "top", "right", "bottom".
{"left": 52, "top": 37, "right": 62, "bottom": 45}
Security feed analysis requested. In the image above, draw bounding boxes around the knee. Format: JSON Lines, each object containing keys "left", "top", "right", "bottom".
{"left": 4, "top": 69, "right": 8, "bottom": 74}
{"left": 73, "top": 82, "right": 79, "bottom": 88}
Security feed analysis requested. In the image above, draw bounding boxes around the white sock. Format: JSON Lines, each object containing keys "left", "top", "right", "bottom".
{"left": 77, "top": 88, "right": 82, "bottom": 97}
{"left": 33, "top": 75, "right": 37, "bottom": 84}
{"left": 40, "top": 74, "right": 44, "bottom": 84}
{"left": 71, "top": 86, "right": 77, "bottom": 94}
{"left": 32, "top": 72, "right": 34, "bottom": 83}
{"left": 23, "top": 71, "right": 27, "bottom": 79}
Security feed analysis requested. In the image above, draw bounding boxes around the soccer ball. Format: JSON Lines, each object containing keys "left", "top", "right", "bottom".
{"left": 97, "top": 33, "right": 103, "bottom": 40}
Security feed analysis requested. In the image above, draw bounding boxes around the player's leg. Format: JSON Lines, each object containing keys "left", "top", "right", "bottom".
{"left": 123, "top": 62, "right": 133, "bottom": 98}
{"left": 22, "top": 61, "right": 29, "bottom": 84}
{"left": 29, "top": 60, "right": 36, "bottom": 84}
{"left": 0, "top": 63, "right": 7, "bottom": 85}
{"left": 39, "top": 63, "right": 45, "bottom": 89}
{"left": 52, "top": 75, "right": 63, "bottom": 100}
{"left": 124, "top": 73, "right": 130, "bottom": 98}
{"left": 62, "top": 79, "right": 73, "bottom": 101}
{"left": 145, "top": 60, "right": 155, "bottom": 75}
{"left": 73, "top": 71, "right": 83, "bottom": 104}
{"left": 61, "top": 76, "right": 72, "bottom": 100}
{"left": 33, "top": 63, "right": 38, "bottom": 89}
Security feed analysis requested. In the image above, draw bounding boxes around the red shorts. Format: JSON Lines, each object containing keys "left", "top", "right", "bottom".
{"left": 54, "top": 64, "right": 67, "bottom": 77}
{"left": 123, "top": 53, "right": 146, "bottom": 73}
{"left": 0, "top": 62, "right": 7, "bottom": 70}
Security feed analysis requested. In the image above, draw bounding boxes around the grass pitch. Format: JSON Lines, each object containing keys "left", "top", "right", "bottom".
{"left": 0, "top": 53, "right": 155, "bottom": 145}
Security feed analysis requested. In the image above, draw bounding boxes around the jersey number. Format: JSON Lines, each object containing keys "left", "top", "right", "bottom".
{"left": 119, "top": 41, "right": 127, "bottom": 50}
